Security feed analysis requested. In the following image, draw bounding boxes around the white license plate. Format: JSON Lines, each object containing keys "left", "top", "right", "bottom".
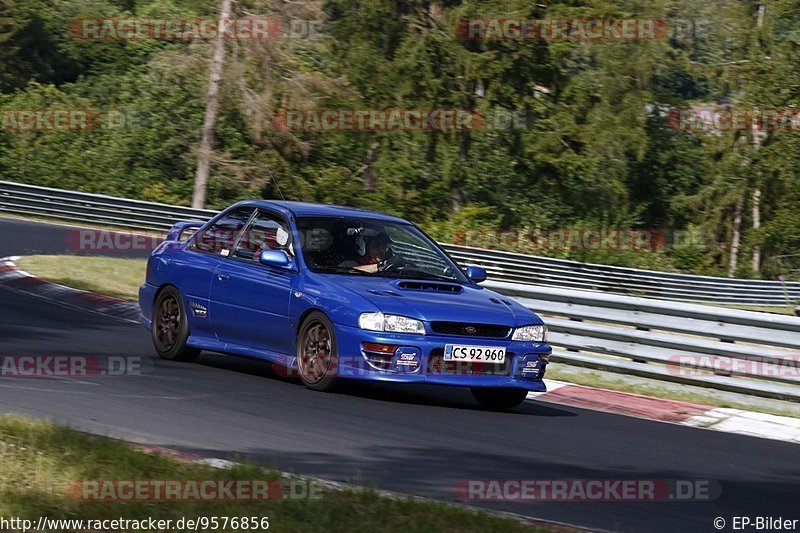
{"left": 443, "top": 344, "right": 506, "bottom": 364}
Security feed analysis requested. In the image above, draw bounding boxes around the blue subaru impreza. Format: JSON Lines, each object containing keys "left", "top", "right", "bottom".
{"left": 139, "top": 201, "right": 550, "bottom": 409}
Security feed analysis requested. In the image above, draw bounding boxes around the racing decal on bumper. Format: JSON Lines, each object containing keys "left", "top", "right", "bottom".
{"left": 393, "top": 347, "right": 421, "bottom": 372}
{"left": 189, "top": 300, "right": 208, "bottom": 319}
{"left": 520, "top": 354, "right": 545, "bottom": 379}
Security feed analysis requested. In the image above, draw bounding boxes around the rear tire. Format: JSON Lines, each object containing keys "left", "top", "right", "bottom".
{"left": 152, "top": 286, "right": 201, "bottom": 362}
{"left": 471, "top": 387, "right": 528, "bottom": 410}
{"left": 296, "top": 312, "right": 339, "bottom": 392}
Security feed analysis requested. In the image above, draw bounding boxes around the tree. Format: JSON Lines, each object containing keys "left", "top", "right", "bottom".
{"left": 192, "top": 0, "right": 233, "bottom": 209}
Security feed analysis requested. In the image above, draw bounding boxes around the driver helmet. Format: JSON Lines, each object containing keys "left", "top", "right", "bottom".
{"left": 362, "top": 231, "right": 391, "bottom": 257}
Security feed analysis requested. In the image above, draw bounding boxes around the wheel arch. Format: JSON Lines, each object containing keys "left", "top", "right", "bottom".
{"left": 295, "top": 307, "right": 329, "bottom": 341}
{"left": 153, "top": 282, "right": 179, "bottom": 299}
{"left": 152, "top": 283, "right": 191, "bottom": 328}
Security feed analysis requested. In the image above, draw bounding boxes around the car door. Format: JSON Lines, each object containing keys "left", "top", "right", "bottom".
{"left": 209, "top": 209, "right": 297, "bottom": 355}
{"left": 177, "top": 206, "right": 255, "bottom": 339}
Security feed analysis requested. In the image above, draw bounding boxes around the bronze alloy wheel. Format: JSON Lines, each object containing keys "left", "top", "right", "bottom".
{"left": 296, "top": 312, "right": 339, "bottom": 391}
{"left": 155, "top": 293, "right": 181, "bottom": 351}
{"left": 151, "top": 286, "right": 200, "bottom": 362}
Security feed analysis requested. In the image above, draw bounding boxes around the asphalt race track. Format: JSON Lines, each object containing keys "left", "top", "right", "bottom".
{"left": 1, "top": 217, "right": 798, "bottom": 532}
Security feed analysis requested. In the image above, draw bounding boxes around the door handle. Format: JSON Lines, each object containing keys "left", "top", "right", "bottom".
{"left": 216, "top": 273, "right": 230, "bottom": 283}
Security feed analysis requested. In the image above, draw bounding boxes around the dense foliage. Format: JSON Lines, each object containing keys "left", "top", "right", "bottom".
{"left": 1, "top": 0, "right": 798, "bottom": 278}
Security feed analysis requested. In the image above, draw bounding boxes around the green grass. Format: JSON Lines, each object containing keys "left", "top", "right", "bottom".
{"left": 0, "top": 416, "right": 542, "bottom": 532}
{"left": 16, "top": 255, "right": 147, "bottom": 301}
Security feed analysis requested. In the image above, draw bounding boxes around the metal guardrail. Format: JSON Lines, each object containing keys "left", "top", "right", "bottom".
{"left": 2, "top": 180, "right": 799, "bottom": 400}
{"left": 443, "top": 245, "right": 800, "bottom": 307}
{"left": 0, "top": 180, "right": 216, "bottom": 232}
{"left": 2, "top": 179, "right": 797, "bottom": 307}
{"left": 486, "top": 281, "right": 800, "bottom": 401}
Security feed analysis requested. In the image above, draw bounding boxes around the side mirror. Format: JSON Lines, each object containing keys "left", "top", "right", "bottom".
{"left": 465, "top": 265, "right": 487, "bottom": 283}
{"left": 259, "top": 250, "right": 293, "bottom": 269}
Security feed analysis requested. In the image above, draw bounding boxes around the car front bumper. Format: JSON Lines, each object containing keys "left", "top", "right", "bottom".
{"left": 333, "top": 324, "right": 550, "bottom": 391}
{"left": 138, "top": 282, "right": 156, "bottom": 330}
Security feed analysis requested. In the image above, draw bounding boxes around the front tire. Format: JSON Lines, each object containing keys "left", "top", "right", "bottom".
{"left": 296, "top": 312, "right": 339, "bottom": 391}
{"left": 471, "top": 387, "right": 528, "bottom": 410}
{"left": 152, "top": 286, "right": 200, "bottom": 362}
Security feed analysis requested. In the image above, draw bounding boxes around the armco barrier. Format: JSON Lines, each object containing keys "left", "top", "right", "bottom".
{"left": 486, "top": 281, "right": 800, "bottom": 400}
{"left": 2, "top": 180, "right": 797, "bottom": 306}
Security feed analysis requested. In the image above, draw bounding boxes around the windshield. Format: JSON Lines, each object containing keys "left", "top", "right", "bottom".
{"left": 296, "top": 217, "right": 468, "bottom": 284}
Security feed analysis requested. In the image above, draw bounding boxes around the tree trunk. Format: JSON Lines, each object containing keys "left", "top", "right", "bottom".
{"left": 728, "top": 194, "right": 744, "bottom": 277}
{"left": 451, "top": 132, "right": 470, "bottom": 212}
{"left": 746, "top": 5, "right": 765, "bottom": 275}
{"left": 756, "top": 3, "right": 766, "bottom": 29}
{"left": 363, "top": 140, "right": 380, "bottom": 191}
{"left": 192, "top": 0, "right": 233, "bottom": 209}
{"left": 451, "top": 188, "right": 463, "bottom": 212}
{"left": 751, "top": 187, "right": 761, "bottom": 273}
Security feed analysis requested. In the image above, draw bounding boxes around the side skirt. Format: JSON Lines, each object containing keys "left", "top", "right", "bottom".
{"left": 186, "top": 335, "right": 298, "bottom": 369}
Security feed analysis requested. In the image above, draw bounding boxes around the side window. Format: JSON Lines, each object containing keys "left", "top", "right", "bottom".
{"left": 190, "top": 207, "right": 254, "bottom": 255}
{"left": 233, "top": 210, "right": 292, "bottom": 261}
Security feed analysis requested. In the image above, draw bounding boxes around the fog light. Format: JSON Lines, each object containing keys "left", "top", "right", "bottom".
{"left": 363, "top": 343, "right": 398, "bottom": 354}
{"left": 362, "top": 342, "right": 399, "bottom": 371}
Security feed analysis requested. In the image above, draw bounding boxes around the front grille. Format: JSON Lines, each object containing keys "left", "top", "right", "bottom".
{"left": 430, "top": 321, "right": 511, "bottom": 338}
{"left": 427, "top": 349, "right": 513, "bottom": 376}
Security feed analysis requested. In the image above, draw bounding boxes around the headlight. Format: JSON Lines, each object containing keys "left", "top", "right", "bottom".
{"left": 512, "top": 324, "right": 547, "bottom": 342}
{"left": 359, "top": 312, "right": 425, "bottom": 335}
{"left": 358, "top": 312, "right": 385, "bottom": 332}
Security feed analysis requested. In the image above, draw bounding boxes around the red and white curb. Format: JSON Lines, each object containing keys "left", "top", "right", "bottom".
{"left": 529, "top": 379, "right": 800, "bottom": 444}
{"left": 0, "top": 257, "right": 139, "bottom": 322}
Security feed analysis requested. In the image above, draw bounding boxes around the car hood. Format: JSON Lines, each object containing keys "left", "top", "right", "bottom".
{"left": 329, "top": 276, "right": 542, "bottom": 326}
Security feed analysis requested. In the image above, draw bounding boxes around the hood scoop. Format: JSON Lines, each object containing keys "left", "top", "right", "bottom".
{"left": 395, "top": 280, "right": 463, "bottom": 293}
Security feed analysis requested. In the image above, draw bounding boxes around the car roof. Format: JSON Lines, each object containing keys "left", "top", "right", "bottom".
{"left": 234, "top": 200, "right": 412, "bottom": 225}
